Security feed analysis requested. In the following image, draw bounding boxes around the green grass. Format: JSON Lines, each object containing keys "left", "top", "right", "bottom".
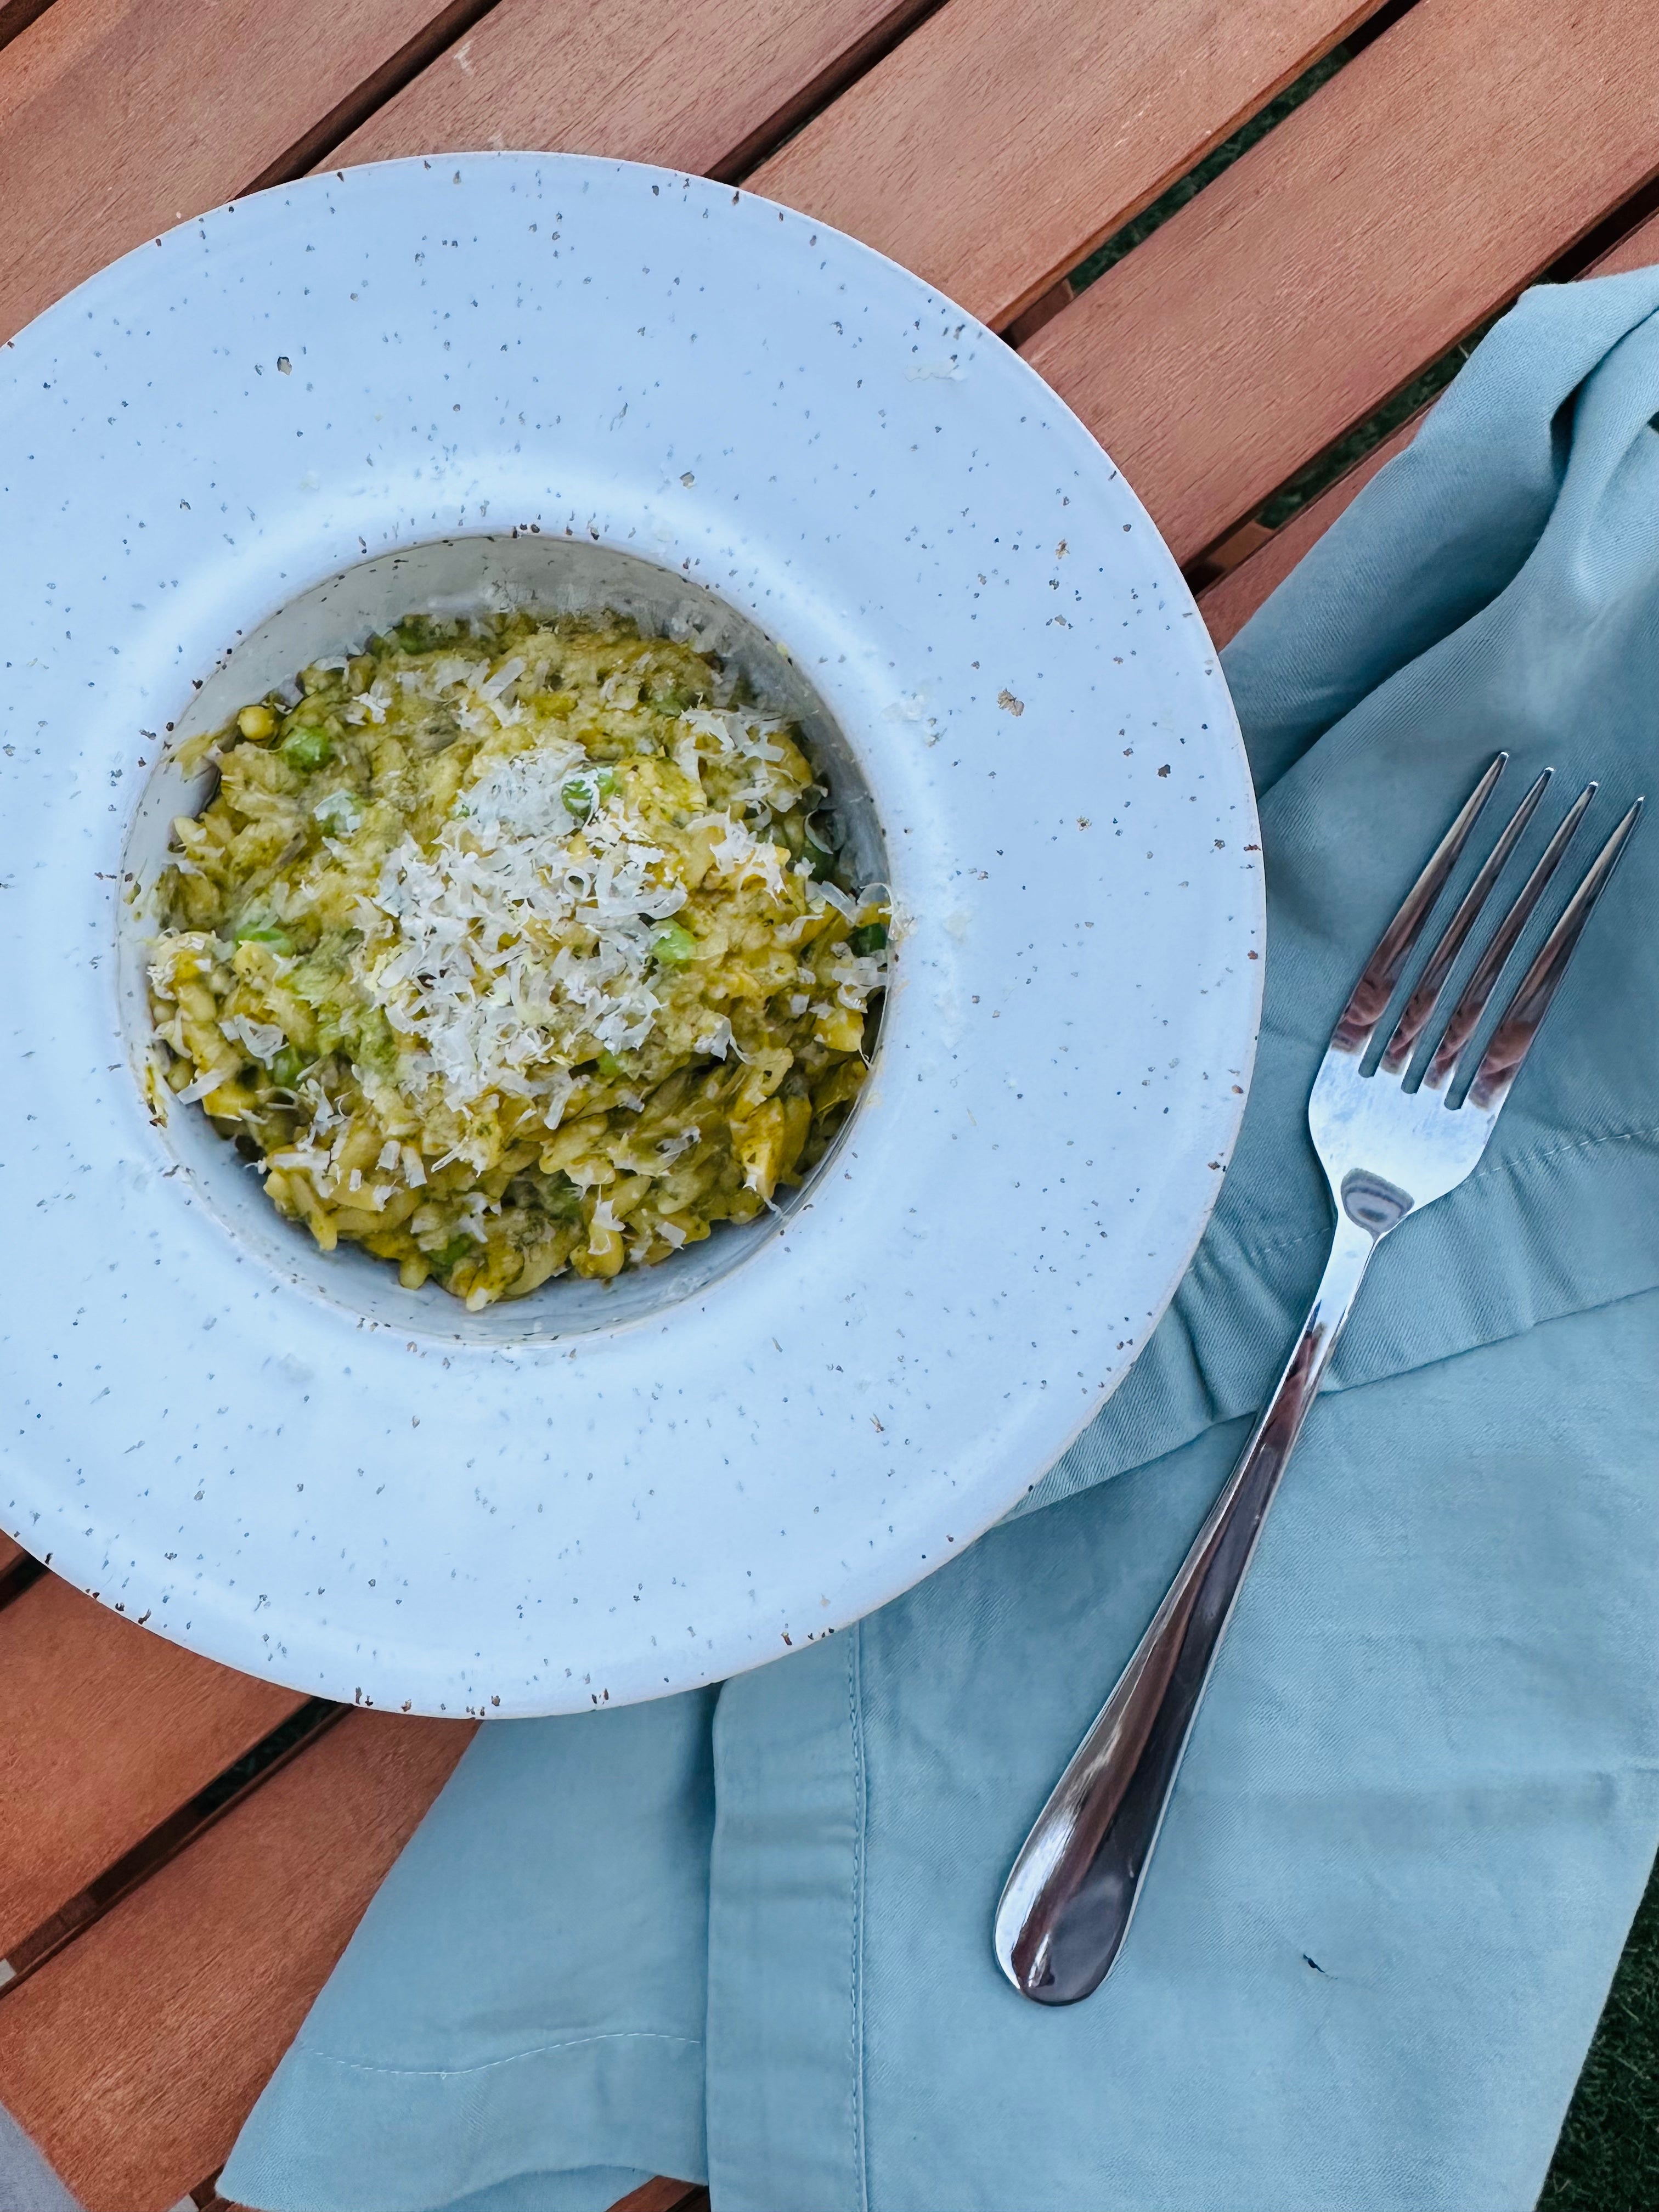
{"left": 1069, "top": 44, "right": 1352, "bottom": 297}
{"left": 1251, "top": 314, "right": 1500, "bottom": 530}
{"left": 1064, "top": 19, "right": 1503, "bottom": 544}
{"left": 1542, "top": 1848, "right": 1659, "bottom": 2207}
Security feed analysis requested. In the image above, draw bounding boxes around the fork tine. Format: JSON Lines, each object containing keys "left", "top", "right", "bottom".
{"left": 1329, "top": 754, "right": 1506, "bottom": 1054}
{"left": 1378, "top": 769, "right": 1553, "bottom": 1073}
{"left": 1463, "top": 798, "right": 1644, "bottom": 1111}
{"left": 1422, "top": 781, "right": 1596, "bottom": 1090}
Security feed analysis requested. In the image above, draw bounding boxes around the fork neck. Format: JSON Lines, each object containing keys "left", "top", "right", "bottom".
{"left": 1276, "top": 1209, "right": 1382, "bottom": 1441}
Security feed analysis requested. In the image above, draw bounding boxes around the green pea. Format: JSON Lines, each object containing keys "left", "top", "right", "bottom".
{"left": 281, "top": 726, "right": 333, "bottom": 773}
{"left": 650, "top": 921, "right": 698, "bottom": 966}
{"left": 848, "top": 922, "right": 888, "bottom": 957}
{"left": 269, "top": 1046, "right": 306, "bottom": 1090}
{"left": 562, "top": 768, "right": 620, "bottom": 820}
{"left": 233, "top": 917, "right": 296, "bottom": 954}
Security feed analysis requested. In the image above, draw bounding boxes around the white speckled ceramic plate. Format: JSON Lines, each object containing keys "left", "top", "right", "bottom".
{"left": 0, "top": 155, "right": 1262, "bottom": 1716}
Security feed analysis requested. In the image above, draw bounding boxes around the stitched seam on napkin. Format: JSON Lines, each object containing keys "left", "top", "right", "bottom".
{"left": 289, "top": 2030, "right": 703, "bottom": 2079}
{"left": 848, "top": 1624, "right": 870, "bottom": 2212}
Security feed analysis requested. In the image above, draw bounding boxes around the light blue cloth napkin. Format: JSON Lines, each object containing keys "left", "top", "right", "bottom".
{"left": 223, "top": 269, "right": 1659, "bottom": 2212}
{"left": 0, "top": 2107, "right": 81, "bottom": 2212}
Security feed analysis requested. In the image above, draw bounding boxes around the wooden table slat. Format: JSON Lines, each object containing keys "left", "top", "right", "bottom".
{"left": 336, "top": 0, "right": 934, "bottom": 191}
{"left": 748, "top": 0, "right": 1386, "bottom": 330}
{"left": 0, "top": 1709, "right": 472, "bottom": 2212}
{"left": 0, "top": 1578, "right": 305, "bottom": 1960}
{"left": 606, "top": 2181, "right": 707, "bottom": 2212}
{"left": 1198, "top": 415, "right": 1419, "bottom": 647}
{"left": 1023, "top": 0, "right": 1659, "bottom": 567}
{"left": 0, "top": 0, "right": 484, "bottom": 345}
{"left": 1588, "top": 203, "right": 1659, "bottom": 280}
{"left": 1200, "top": 205, "right": 1659, "bottom": 648}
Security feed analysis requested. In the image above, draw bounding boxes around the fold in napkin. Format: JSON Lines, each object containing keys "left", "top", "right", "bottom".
{"left": 223, "top": 270, "right": 1659, "bottom": 2212}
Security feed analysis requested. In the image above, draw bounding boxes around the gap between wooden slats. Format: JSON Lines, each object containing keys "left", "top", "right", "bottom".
{"left": 334, "top": 0, "right": 946, "bottom": 185}
{"left": 0, "top": 0, "right": 504, "bottom": 344}
{"left": 1197, "top": 419, "right": 1418, "bottom": 646}
{"left": 1589, "top": 205, "right": 1659, "bottom": 281}
{"left": 0, "top": 1575, "right": 310, "bottom": 1961}
{"left": 0, "top": 1710, "right": 472, "bottom": 2212}
{"left": 0, "top": 1532, "right": 36, "bottom": 1602}
{"left": 0, "top": 0, "right": 50, "bottom": 60}
{"left": 0, "top": 1698, "right": 341, "bottom": 1996}
{"left": 1199, "top": 200, "right": 1659, "bottom": 647}
{"left": 746, "top": 0, "right": 1393, "bottom": 330}
{"left": 0, "top": 0, "right": 950, "bottom": 347}
{"left": 1022, "top": 0, "right": 1659, "bottom": 573}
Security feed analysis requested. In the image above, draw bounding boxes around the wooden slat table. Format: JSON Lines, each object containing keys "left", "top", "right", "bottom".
{"left": 2, "top": 0, "right": 1656, "bottom": 2203}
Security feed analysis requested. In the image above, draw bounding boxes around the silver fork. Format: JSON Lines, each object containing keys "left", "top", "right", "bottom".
{"left": 994, "top": 755, "right": 1644, "bottom": 2006}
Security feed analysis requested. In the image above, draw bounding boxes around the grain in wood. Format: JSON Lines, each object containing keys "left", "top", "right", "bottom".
{"left": 335, "top": 0, "right": 929, "bottom": 181}
{"left": 0, "top": 1711, "right": 472, "bottom": 2212}
{"left": 1198, "top": 416, "right": 1419, "bottom": 646}
{"left": 1023, "top": 0, "right": 1659, "bottom": 564}
{"left": 0, "top": 1577, "right": 303, "bottom": 1957}
{"left": 0, "top": 0, "right": 480, "bottom": 343}
{"left": 1199, "top": 198, "right": 1659, "bottom": 647}
{"left": 749, "top": 0, "right": 1383, "bottom": 328}
{"left": 607, "top": 2182, "right": 708, "bottom": 2212}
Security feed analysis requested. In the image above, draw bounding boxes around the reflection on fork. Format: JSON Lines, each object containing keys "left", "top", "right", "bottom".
{"left": 994, "top": 753, "right": 1644, "bottom": 2006}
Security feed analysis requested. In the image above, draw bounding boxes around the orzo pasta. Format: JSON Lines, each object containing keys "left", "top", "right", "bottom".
{"left": 148, "top": 611, "right": 888, "bottom": 1306}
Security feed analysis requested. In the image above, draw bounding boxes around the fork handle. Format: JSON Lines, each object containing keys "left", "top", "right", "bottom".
{"left": 994, "top": 1212, "right": 1379, "bottom": 2005}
